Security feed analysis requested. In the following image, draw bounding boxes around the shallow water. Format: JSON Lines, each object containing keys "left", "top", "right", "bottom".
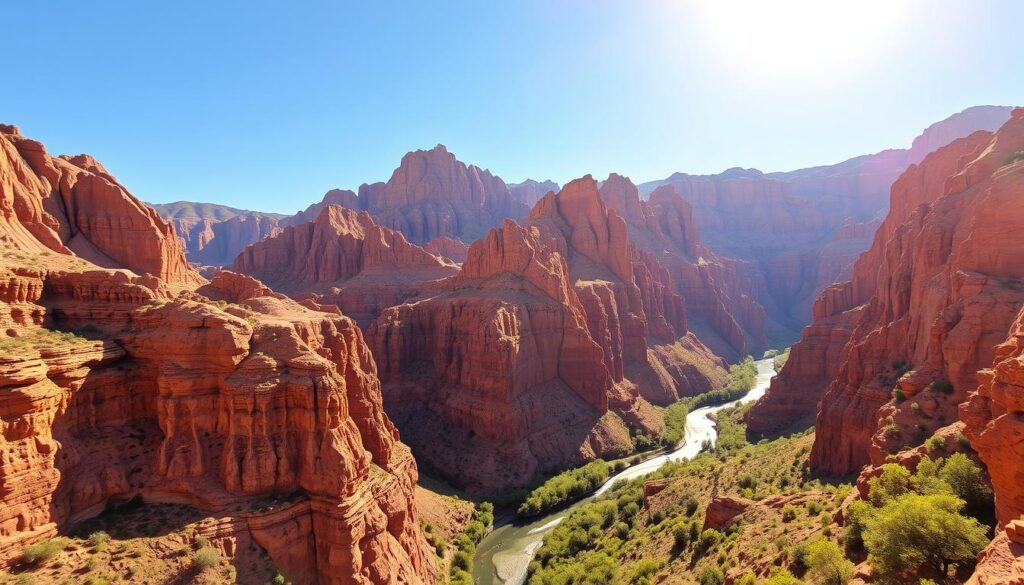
{"left": 471, "top": 357, "right": 776, "bottom": 585}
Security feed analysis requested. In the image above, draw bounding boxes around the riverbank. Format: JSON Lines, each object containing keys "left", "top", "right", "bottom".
{"left": 472, "top": 357, "right": 777, "bottom": 585}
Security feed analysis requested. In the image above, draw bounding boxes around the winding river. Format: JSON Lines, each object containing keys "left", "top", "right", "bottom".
{"left": 471, "top": 357, "right": 777, "bottom": 585}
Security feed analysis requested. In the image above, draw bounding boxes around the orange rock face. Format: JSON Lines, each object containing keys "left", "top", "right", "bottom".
{"left": 640, "top": 106, "right": 1013, "bottom": 341}
{"left": 509, "top": 179, "right": 559, "bottom": 207}
{"left": 232, "top": 205, "right": 458, "bottom": 324}
{"left": 752, "top": 110, "right": 1024, "bottom": 474}
{"left": 0, "top": 126, "right": 436, "bottom": 583}
{"left": 422, "top": 236, "right": 470, "bottom": 264}
{"left": 1, "top": 126, "right": 199, "bottom": 287}
{"left": 367, "top": 218, "right": 660, "bottom": 494}
{"left": 600, "top": 174, "right": 766, "bottom": 361}
{"left": 962, "top": 305, "right": 1024, "bottom": 527}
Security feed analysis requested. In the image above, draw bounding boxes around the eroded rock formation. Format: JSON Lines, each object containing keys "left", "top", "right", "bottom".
{"left": 367, "top": 218, "right": 662, "bottom": 494}
{"left": 151, "top": 201, "right": 286, "bottom": 267}
{"left": 639, "top": 106, "right": 1013, "bottom": 342}
{"left": 598, "top": 173, "right": 766, "bottom": 361}
{"left": 232, "top": 205, "right": 458, "bottom": 324}
{"left": 750, "top": 110, "right": 1024, "bottom": 474}
{"left": 0, "top": 125, "right": 435, "bottom": 584}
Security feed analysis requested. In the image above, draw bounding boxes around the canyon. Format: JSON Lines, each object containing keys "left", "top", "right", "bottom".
{"left": 2, "top": 104, "right": 1022, "bottom": 584}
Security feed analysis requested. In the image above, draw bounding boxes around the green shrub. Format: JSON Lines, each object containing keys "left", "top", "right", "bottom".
{"left": 696, "top": 529, "right": 722, "bottom": 555}
{"left": 864, "top": 493, "right": 988, "bottom": 577}
{"left": 868, "top": 464, "right": 913, "bottom": 506}
{"left": 805, "top": 539, "right": 854, "bottom": 585}
{"left": 683, "top": 496, "right": 699, "bottom": 516}
{"left": 765, "top": 568, "right": 800, "bottom": 585}
{"left": 86, "top": 531, "right": 110, "bottom": 552}
{"left": 698, "top": 566, "right": 725, "bottom": 585}
{"left": 631, "top": 559, "right": 662, "bottom": 582}
{"left": 21, "top": 537, "right": 70, "bottom": 566}
{"left": 192, "top": 547, "right": 220, "bottom": 571}
{"left": 892, "top": 387, "right": 906, "bottom": 403}
{"left": 271, "top": 570, "right": 286, "bottom": 585}
{"left": 737, "top": 473, "right": 756, "bottom": 489}
{"left": 672, "top": 522, "right": 691, "bottom": 549}
{"left": 735, "top": 572, "right": 756, "bottom": 585}
{"left": 806, "top": 501, "right": 823, "bottom": 515}
{"left": 781, "top": 504, "right": 797, "bottom": 522}
{"left": 518, "top": 460, "right": 610, "bottom": 516}
{"left": 924, "top": 434, "right": 945, "bottom": 453}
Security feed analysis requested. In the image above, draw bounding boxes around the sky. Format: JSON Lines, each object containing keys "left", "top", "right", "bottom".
{"left": 4, "top": 1, "right": 1022, "bottom": 213}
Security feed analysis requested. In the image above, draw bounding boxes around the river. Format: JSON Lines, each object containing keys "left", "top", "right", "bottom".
{"left": 471, "top": 357, "right": 777, "bottom": 585}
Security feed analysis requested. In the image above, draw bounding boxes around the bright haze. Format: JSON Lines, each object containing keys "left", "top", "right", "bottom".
{"left": 4, "top": 1, "right": 1022, "bottom": 213}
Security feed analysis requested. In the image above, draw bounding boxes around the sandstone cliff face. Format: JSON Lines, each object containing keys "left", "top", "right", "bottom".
{"left": 962, "top": 305, "right": 1024, "bottom": 527}
{"left": 151, "top": 202, "right": 286, "bottom": 267}
{"left": 422, "top": 236, "right": 470, "bottom": 263}
{"left": 1, "top": 126, "right": 199, "bottom": 287}
{"left": 639, "top": 106, "right": 1013, "bottom": 342}
{"left": 367, "top": 219, "right": 661, "bottom": 494}
{"left": 599, "top": 174, "right": 766, "bottom": 361}
{"left": 0, "top": 126, "right": 436, "bottom": 584}
{"left": 356, "top": 145, "right": 529, "bottom": 244}
{"left": 750, "top": 110, "right": 1024, "bottom": 474}
{"left": 232, "top": 205, "right": 458, "bottom": 324}
{"left": 528, "top": 175, "right": 728, "bottom": 404}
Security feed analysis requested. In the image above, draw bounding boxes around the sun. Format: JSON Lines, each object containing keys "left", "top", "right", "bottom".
{"left": 690, "top": 0, "right": 915, "bottom": 85}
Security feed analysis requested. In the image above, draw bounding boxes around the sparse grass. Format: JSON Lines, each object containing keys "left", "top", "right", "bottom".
{"left": 21, "top": 537, "right": 71, "bottom": 566}
{"left": 192, "top": 546, "right": 220, "bottom": 571}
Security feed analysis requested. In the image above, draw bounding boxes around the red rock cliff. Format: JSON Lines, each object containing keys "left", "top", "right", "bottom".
{"left": 356, "top": 145, "right": 529, "bottom": 244}
{"left": 232, "top": 205, "right": 457, "bottom": 324}
{"left": 1, "top": 126, "right": 199, "bottom": 287}
{"left": 750, "top": 110, "right": 1024, "bottom": 475}
{"left": 366, "top": 219, "right": 660, "bottom": 494}
{"left": 0, "top": 126, "right": 436, "bottom": 584}
{"left": 600, "top": 174, "right": 766, "bottom": 361}
{"left": 529, "top": 175, "right": 728, "bottom": 404}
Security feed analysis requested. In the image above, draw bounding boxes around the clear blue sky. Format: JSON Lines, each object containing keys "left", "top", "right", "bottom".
{"left": 4, "top": 1, "right": 1021, "bottom": 213}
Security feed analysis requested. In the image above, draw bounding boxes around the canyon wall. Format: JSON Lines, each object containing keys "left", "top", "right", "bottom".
{"left": 639, "top": 106, "right": 1013, "bottom": 342}
{"left": 0, "top": 125, "right": 435, "bottom": 584}
{"left": 232, "top": 204, "right": 458, "bottom": 325}
{"left": 749, "top": 110, "right": 1024, "bottom": 476}
{"left": 366, "top": 219, "right": 660, "bottom": 493}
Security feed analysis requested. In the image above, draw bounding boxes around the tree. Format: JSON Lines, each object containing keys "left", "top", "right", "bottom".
{"left": 864, "top": 493, "right": 988, "bottom": 577}
{"left": 805, "top": 539, "right": 854, "bottom": 585}
{"left": 867, "top": 463, "right": 913, "bottom": 506}
{"left": 939, "top": 453, "right": 993, "bottom": 517}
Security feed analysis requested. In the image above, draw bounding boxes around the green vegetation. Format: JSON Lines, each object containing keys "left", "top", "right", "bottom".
{"left": 526, "top": 402, "right": 845, "bottom": 585}
{"left": 690, "top": 357, "right": 758, "bottom": 410}
{"left": 448, "top": 502, "right": 493, "bottom": 585}
{"left": 864, "top": 494, "right": 988, "bottom": 576}
{"left": 844, "top": 454, "right": 993, "bottom": 580}
{"left": 192, "top": 546, "right": 220, "bottom": 571}
{"left": 771, "top": 348, "right": 790, "bottom": 372}
{"left": 21, "top": 537, "right": 71, "bottom": 566}
{"left": 518, "top": 460, "right": 610, "bottom": 517}
{"left": 86, "top": 531, "right": 110, "bottom": 552}
{"left": 1004, "top": 150, "right": 1024, "bottom": 166}
{"left": 805, "top": 539, "right": 854, "bottom": 585}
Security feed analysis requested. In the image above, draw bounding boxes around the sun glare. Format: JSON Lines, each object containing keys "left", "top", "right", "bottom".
{"left": 691, "top": 0, "right": 915, "bottom": 85}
